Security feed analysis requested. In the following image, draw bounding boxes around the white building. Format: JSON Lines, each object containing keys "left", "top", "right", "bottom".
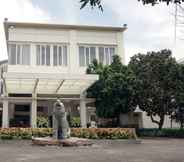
{"left": 0, "top": 20, "right": 126, "bottom": 128}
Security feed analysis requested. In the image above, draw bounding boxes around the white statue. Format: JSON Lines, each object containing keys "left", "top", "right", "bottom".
{"left": 53, "top": 99, "right": 70, "bottom": 139}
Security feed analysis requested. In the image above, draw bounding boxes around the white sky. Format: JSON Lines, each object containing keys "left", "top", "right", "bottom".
{"left": 0, "top": 0, "right": 183, "bottom": 64}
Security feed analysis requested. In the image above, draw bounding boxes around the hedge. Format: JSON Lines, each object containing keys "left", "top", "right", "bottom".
{"left": 0, "top": 128, "right": 52, "bottom": 140}
{"left": 71, "top": 128, "right": 137, "bottom": 139}
{"left": 137, "top": 128, "right": 184, "bottom": 138}
{"left": 0, "top": 128, "right": 136, "bottom": 140}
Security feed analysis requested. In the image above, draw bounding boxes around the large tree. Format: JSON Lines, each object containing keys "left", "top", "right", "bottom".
{"left": 87, "top": 55, "right": 137, "bottom": 123}
{"left": 80, "top": 0, "right": 184, "bottom": 10}
{"left": 172, "top": 64, "right": 184, "bottom": 128}
{"left": 129, "top": 49, "right": 178, "bottom": 130}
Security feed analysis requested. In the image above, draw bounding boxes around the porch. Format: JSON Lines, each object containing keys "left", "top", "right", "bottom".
{"left": 1, "top": 72, "right": 98, "bottom": 128}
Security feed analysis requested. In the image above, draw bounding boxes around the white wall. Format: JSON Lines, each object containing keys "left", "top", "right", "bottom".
{"left": 7, "top": 26, "right": 125, "bottom": 74}
{"left": 142, "top": 111, "right": 180, "bottom": 128}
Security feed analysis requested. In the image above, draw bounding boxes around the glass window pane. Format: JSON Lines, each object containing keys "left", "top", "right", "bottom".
{"left": 58, "top": 46, "right": 62, "bottom": 65}
{"left": 9, "top": 44, "right": 16, "bottom": 65}
{"left": 90, "top": 47, "right": 96, "bottom": 63}
{"left": 99, "top": 47, "right": 104, "bottom": 64}
{"left": 63, "top": 46, "right": 67, "bottom": 66}
{"left": 17, "top": 45, "right": 21, "bottom": 64}
{"left": 105, "top": 48, "right": 109, "bottom": 65}
{"left": 22, "top": 45, "right": 30, "bottom": 65}
{"left": 53, "top": 46, "right": 57, "bottom": 66}
{"left": 36, "top": 45, "right": 40, "bottom": 65}
{"left": 110, "top": 47, "right": 115, "bottom": 64}
{"left": 46, "top": 45, "right": 50, "bottom": 66}
{"left": 79, "top": 46, "right": 85, "bottom": 66}
{"left": 86, "top": 47, "right": 90, "bottom": 66}
{"left": 41, "top": 46, "right": 45, "bottom": 65}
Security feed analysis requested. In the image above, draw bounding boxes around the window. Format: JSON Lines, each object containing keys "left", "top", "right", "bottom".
{"left": 79, "top": 47, "right": 85, "bottom": 66}
{"left": 9, "top": 44, "right": 30, "bottom": 65}
{"left": 36, "top": 45, "right": 50, "bottom": 66}
{"left": 79, "top": 45, "right": 116, "bottom": 66}
{"left": 22, "top": 45, "right": 30, "bottom": 65}
{"left": 53, "top": 45, "right": 68, "bottom": 66}
{"left": 79, "top": 46, "right": 96, "bottom": 67}
{"left": 98, "top": 47, "right": 115, "bottom": 65}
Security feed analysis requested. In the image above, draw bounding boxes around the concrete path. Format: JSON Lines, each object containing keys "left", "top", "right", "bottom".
{"left": 0, "top": 139, "right": 183, "bottom": 162}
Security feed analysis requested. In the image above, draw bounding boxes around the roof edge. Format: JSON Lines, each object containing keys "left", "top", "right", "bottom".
{"left": 4, "top": 21, "right": 127, "bottom": 33}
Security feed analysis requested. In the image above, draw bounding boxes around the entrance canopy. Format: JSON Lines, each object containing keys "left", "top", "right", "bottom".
{"left": 3, "top": 72, "right": 99, "bottom": 95}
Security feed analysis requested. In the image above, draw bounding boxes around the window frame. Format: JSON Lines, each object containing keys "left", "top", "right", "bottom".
{"left": 79, "top": 45, "right": 97, "bottom": 67}
{"left": 8, "top": 43, "right": 31, "bottom": 65}
{"left": 79, "top": 44, "right": 117, "bottom": 67}
{"left": 53, "top": 44, "right": 68, "bottom": 67}
{"left": 36, "top": 44, "right": 51, "bottom": 66}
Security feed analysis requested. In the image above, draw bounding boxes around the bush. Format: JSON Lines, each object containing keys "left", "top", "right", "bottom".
{"left": 0, "top": 128, "right": 52, "bottom": 140}
{"left": 137, "top": 128, "right": 184, "bottom": 138}
{"left": 71, "top": 128, "right": 136, "bottom": 139}
{"left": 70, "top": 117, "right": 81, "bottom": 127}
{"left": 0, "top": 128, "right": 136, "bottom": 140}
{"left": 37, "top": 116, "right": 49, "bottom": 128}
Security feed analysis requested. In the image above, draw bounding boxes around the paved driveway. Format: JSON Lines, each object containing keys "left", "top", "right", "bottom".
{"left": 0, "top": 138, "right": 184, "bottom": 162}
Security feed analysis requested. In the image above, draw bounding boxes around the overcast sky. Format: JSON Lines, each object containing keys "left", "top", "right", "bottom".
{"left": 0, "top": 0, "right": 183, "bottom": 64}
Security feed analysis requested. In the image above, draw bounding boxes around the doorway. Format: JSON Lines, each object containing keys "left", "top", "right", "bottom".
{"left": 10, "top": 104, "right": 30, "bottom": 127}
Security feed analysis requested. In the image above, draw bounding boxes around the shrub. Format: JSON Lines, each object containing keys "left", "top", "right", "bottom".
{"left": 0, "top": 128, "right": 136, "bottom": 140}
{"left": 71, "top": 128, "right": 136, "bottom": 139}
{"left": 70, "top": 117, "right": 81, "bottom": 127}
{"left": 32, "top": 128, "right": 52, "bottom": 137}
{"left": 0, "top": 128, "right": 52, "bottom": 140}
{"left": 37, "top": 116, "right": 49, "bottom": 128}
{"left": 137, "top": 128, "right": 184, "bottom": 138}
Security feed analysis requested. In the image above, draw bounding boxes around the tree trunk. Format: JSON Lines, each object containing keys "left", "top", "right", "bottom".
{"left": 158, "top": 115, "right": 165, "bottom": 130}
{"left": 180, "top": 122, "right": 184, "bottom": 129}
{"left": 150, "top": 114, "right": 165, "bottom": 130}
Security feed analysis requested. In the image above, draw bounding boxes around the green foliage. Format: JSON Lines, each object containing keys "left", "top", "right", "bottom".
{"left": 0, "top": 128, "right": 136, "bottom": 140}
{"left": 70, "top": 117, "right": 81, "bottom": 127}
{"left": 71, "top": 128, "right": 136, "bottom": 139}
{"left": 80, "top": 0, "right": 103, "bottom": 10}
{"left": 87, "top": 55, "right": 137, "bottom": 121}
{"left": 139, "top": 0, "right": 184, "bottom": 5}
{"left": 0, "top": 128, "right": 52, "bottom": 140}
{"left": 79, "top": 0, "right": 183, "bottom": 10}
{"left": 129, "top": 50, "right": 178, "bottom": 130}
{"left": 172, "top": 64, "right": 184, "bottom": 128}
{"left": 137, "top": 128, "right": 184, "bottom": 138}
{"left": 172, "top": 106, "right": 184, "bottom": 129}
{"left": 37, "top": 116, "right": 49, "bottom": 128}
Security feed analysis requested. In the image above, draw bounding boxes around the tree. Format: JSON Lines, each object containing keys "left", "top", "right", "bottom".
{"left": 80, "top": 0, "right": 184, "bottom": 10}
{"left": 87, "top": 55, "right": 137, "bottom": 124}
{"left": 172, "top": 64, "right": 184, "bottom": 128}
{"left": 129, "top": 49, "right": 178, "bottom": 130}
{"left": 80, "top": 0, "right": 103, "bottom": 10}
{"left": 139, "top": 0, "right": 184, "bottom": 5}
{"left": 172, "top": 106, "right": 184, "bottom": 128}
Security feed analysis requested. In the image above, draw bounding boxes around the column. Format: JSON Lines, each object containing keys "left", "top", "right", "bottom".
{"left": 117, "top": 32, "right": 125, "bottom": 64}
{"left": 31, "top": 98, "right": 37, "bottom": 128}
{"left": 2, "top": 99, "right": 9, "bottom": 128}
{"left": 69, "top": 30, "right": 78, "bottom": 73}
{"left": 80, "top": 93, "right": 87, "bottom": 128}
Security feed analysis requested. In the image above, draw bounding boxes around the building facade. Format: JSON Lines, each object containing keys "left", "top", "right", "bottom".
{"left": 0, "top": 20, "right": 126, "bottom": 128}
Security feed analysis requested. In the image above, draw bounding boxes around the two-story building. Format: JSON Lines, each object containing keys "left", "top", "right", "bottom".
{"left": 0, "top": 19, "right": 126, "bottom": 128}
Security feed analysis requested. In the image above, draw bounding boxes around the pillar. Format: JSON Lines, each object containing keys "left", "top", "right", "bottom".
{"left": 117, "top": 32, "right": 125, "bottom": 64}
{"left": 2, "top": 99, "right": 9, "bottom": 128}
{"left": 80, "top": 93, "right": 87, "bottom": 128}
{"left": 69, "top": 30, "right": 78, "bottom": 73}
{"left": 31, "top": 98, "right": 37, "bottom": 128}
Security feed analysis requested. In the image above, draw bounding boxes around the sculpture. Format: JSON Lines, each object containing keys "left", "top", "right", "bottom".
{"left": 53, "top": 99, "right": 70, "bottom": 139}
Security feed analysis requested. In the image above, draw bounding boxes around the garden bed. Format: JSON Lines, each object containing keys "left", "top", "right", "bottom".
{"left": 137, "top": 128, "right": 184, "bottom": 138}
{"left": 0, "top": 128, "right": 137, "bottom": 140}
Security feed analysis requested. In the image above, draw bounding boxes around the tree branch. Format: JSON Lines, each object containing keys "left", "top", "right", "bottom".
{"left": 150, "top": 114, "right": 160, "bottom": 125}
